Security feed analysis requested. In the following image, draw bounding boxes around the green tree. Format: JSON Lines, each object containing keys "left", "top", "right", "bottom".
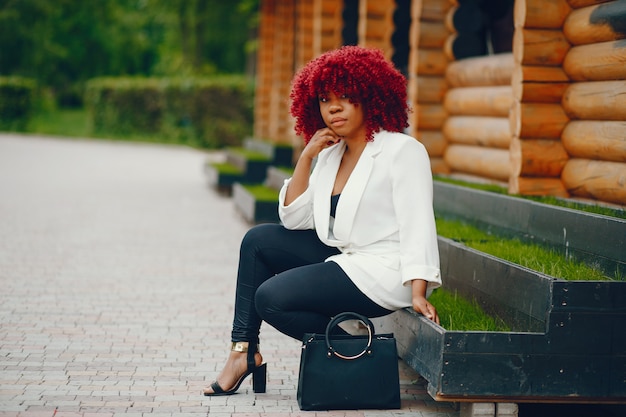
{"left": 152, "top": 0, "right": 258, "bottom": 76}
{"left": 0, "top": 0, "right": 258, "bottom": 105}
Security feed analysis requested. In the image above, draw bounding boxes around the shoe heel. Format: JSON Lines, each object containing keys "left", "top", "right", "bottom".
{"left": 252, "top": 363, "right": 267, "bottom": 393}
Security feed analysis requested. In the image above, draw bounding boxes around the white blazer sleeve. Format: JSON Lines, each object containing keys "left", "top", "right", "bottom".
{"left": 390, "top": 140, "right": 441, "bottom": 290}
{"left": 278, "top": 176, "right": 316, "bottom": 230}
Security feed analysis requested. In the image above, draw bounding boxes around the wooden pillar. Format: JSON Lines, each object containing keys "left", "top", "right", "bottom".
{"left": 509, "top": 0, "right": 572, "bottom": 197}
{"left": 313, "top": 0, "right": 343, "bottom": 58}
{"left": 559, "top": 0, "right": 626, "bottom": 205}
{"left": 253, "top": 0, "right": 277, "bottom": 141}
{"left": 358, "top": 0, "right": 395, "bottom": 59}
{"left": 297, "top": 0, "right": 314, "bottom": 71}
{"left": 408, "top": 0, "right": 453, "bottom": 175}
{"left": 265, "top": 0, "right": 297, "bottom": 145}
{"left": 254, "top": 0, "right": 297, "bottom": 145}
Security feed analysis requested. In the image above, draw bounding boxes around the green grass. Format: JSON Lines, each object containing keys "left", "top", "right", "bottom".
{"left": 436, "top": 218, "right": 611, "bottom": 281}
{"left": 241, "top": 184, "right": 279, "bottom": 201}
{"left": 276, "top": 166, "right": 294, "bottom": 175}
{"left": 231, "top": 147, "right": 270, "bottom": 161}
{"left": 27, "top": 108, "right": 90, "bottom": 137}
{"left": 210, "top": 162, "right": 242, "bottom": 175}
{"left": 23, "top": 107, "right": 211, "bottom": 147}
{"left": 431, "top": 217, "right": 615, "bottom": 331}
{"left": 428, "top": 288, "right": 511, "bottom": 332}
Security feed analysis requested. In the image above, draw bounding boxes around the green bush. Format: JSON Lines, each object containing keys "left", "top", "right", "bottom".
{"left": 85, "top": 76, "right": 253, "bottom": 148}
{"left": 85, "top": 77, "right": 164, "bottom": 136}
{"left": 0, "top": 76, "right": 36, "bottom": 131}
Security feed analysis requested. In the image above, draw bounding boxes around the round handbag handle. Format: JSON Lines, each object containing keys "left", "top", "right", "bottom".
{"left": 325, "top": 312, "right": 374, "bottom": 360}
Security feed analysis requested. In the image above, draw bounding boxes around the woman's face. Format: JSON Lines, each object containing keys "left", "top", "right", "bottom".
{"left": 318, "top": 91, "right": 365, "bottom": 140}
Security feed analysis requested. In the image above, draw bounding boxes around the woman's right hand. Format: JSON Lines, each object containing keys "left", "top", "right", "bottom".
{"left": 301, "top": 128, "right": 341, "bottom": 161}
{"left": 284, "top": 128, "right": 341, "bottom": 206}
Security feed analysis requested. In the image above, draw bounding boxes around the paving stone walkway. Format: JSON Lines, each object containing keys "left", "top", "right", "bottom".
{"left": 0, "top": 134, "right": 460, "bottom": 417}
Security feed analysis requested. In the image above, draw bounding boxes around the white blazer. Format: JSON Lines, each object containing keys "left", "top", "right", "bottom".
{"left": 278, "top": 130, "right": 441, "bottom": 310}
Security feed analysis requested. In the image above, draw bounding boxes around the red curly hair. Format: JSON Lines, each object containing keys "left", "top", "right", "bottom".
{"left": 289, "top": 46, "right": 410, "bottom": 143}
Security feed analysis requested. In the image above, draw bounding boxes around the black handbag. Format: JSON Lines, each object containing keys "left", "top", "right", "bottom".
{"left": 296, "top": 312, "right": 401, "bottom": 410}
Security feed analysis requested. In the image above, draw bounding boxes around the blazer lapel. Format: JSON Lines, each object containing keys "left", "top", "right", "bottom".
{"left": 313, "top": 142, "right": 344, "bottom": 242}
{"left": 333, "top": 138, "right": 384, "bottom": 240}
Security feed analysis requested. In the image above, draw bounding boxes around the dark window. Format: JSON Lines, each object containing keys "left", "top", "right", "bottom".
{"left": 392, "top": 0, "right": 411, "bottom": 75}
{"left": 342, "top": 0, "right": 359, "bottom": 46}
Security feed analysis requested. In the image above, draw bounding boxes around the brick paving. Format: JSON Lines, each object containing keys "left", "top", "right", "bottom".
{"left": 0, "top": 134, "right": 459, "bottom": 417}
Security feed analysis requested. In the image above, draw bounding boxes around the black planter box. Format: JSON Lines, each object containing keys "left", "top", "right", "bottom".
{"left": 232, "top": 183, "right": 279, "bottom": 224}
{"left": 433, "top": 181, "right": 625, "bottom": 277}
{"left": 374, "top": 237, "right": 626, "bottom": 403}
{"left": 204, "top": 163, "right": 243, "bottom": 195}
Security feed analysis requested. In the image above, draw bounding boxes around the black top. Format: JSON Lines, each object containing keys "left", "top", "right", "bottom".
{"left": 330, "top": 194, "right": 340, "bottom": 218}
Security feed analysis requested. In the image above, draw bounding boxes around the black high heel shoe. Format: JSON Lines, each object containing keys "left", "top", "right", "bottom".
{"left": 203, "top": 342, "right": 267, "bottom": 396}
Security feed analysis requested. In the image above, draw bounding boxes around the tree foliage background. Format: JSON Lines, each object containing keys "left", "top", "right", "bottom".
{"left": 0, "top": 0, "right": 259, "bottom": 106}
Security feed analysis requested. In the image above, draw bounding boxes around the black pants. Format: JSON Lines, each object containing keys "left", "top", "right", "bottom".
{"left": 231, "top": 223, "right": 393, "bottom": 343}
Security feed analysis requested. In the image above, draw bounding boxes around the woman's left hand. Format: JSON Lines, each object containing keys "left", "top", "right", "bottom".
{"left": 411, "top": 279, "right": 439, "bottom": 324}
{"left": 412, "top": 294, "right": 440, "bottom": 324}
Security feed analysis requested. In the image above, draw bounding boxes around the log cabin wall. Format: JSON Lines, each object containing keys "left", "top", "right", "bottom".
{"left": 509, "top": 0, "right": 572, "bottom": 197}
{"left": 443, "top": 53, "right": 515, "bottom": 184}
{"left": 408, "top": 0, "right": 453, "bottom": 175}
{"left": 312, "top": 0, "right": 344, "bottom": 59}
{"left": 437, "top": 0, "right": 517, "bottom": 184}
{"left": 560, "top": 0, "right": 626, "bottom": 205}
{"left": 254, "top": 0, "right": 296, "bottom": 145}
{"left": 253, "top": 0, "right": 276, "bottom": 141}
{"left": 297, "top": 1, "right": 314, "bottom": 71}
{"left": 358, "top": 0, "right": 395, "bottom": 58}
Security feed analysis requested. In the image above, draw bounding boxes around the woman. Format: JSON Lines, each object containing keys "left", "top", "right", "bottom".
{"left": 203, "top": 45, "right": 441, "bottom": 396}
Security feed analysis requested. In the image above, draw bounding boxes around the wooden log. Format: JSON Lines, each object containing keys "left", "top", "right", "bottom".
{"left": 509, "top": 176, "right": 570, "bottom": 197}
{"left": 416, "top": 104, "right": 448, "bottom": 130}
{"left": 510, "top": 137, "right": 569, "bottom": 177}
{"left": 422, "top": 0, "right": 452, "bottom": 22}
{"left": 417, "top": 130, "right": 448, "bottom": 157}
{"left": 512, "top": 81, "right": 570, "bottom": 103}
{"left": 563, "top": 39, "right": 626, "bottom": 81}
{"left": 562, "top": 159, "right": 626, "bottom": 204}
{"left": 444, "top": 86, "right": 513, "bottom": 117}
{"left": 513, "top": 28, "right": 571, "bottom": 66}
{"left": 419, "top": 21, "right": 449, "bottom": 48}
{"left": 364, "top": 0, "right": 391, "bottom": 17}
{"left": 514, "top": 0, "right": 572, "bottom": 29}
{"left": 564, "top": 1, "right": 626, "bottom": 45}
{"left": 443, "top": 116, "right": 511, "bottom": 148}
{"left": 562, "top": 121, "right": 626, "bottom": 162}
{"left": 416, "top": 48, "right": 449, "bottom": 75}
{"left": 313, "top": 0, "right": 342, "bottom": 56}
{"left": 319, "top": 0, "right": 340, "bottom": 15}
{"left": 444, "top": 144, "right": 510, "bottom": 181}
{"left": 562, "top": 80, "right": 626, "bottom": 120}
{"left": 511, "top": 65, "right": 570, "bottom": 102}
{"left": 416, "top": 75, "right": 448, "bottom": 103}
{"left": 358, "top": 0, "right": 393, "bottom": 58}
{"left": 365, "top": 20, "right": 393, "bottom": 40}
{"left": 567, "top": 0, "right": 613, "bottom": 9}
{"left": 445, "top": 5, "right": 456, "bottom": 33}
{"left": 510, "top": 101, "right": 570, "bottom": 139}
{"left": 430, "top": 157, "right": 451, "bottom": 174}
{"left": 298, "top": 3, "right": 314, "bottom": 66}
{"left": 446, "top": 53, "right": 515, "bottom": 87}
